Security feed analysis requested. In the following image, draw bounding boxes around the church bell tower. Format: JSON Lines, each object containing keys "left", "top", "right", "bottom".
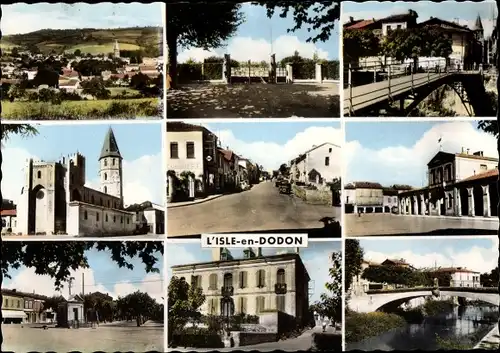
{"left": 99, "top": 127, "right": 124, "bottom": 207}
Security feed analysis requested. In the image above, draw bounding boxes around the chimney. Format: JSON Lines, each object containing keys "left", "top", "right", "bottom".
{"left": 349, "top": 16, "right": 354, "bottom": 22}
{"left": 466, "top": 148, "right": 470, "bottom": 154}
{"left": 461, "top": 147, "right": 464, "bottom": 153}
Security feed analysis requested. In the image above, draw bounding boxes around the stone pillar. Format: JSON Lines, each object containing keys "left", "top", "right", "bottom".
{"left": 286, "top": 64, "right": 293, "bottom": 83}
{"left": 454, "top": 187, "right": 461, "bottom": 216}
{"left": 188, "top": 175, "right": 195, "bottom": 199}
{"left": 315, "top": 63, "right": 322, "bottom": 83}
{"left": 483, "top": 185, "right": 491, "bottom": 217}
{"left": 167, "top": 175, "right": 174, "bottom": 202}
{"left": 436, "top": 199, "right": 441, "bottom": 215}
{"left": 353, "top": 204, "right": 358, "bottom": 214}
{"left": 467, "top": 187, "right": 475, "bottom": 217}
{"left": 413, "top": 197, "right": 418, "bottom": 215}
{"left": 269, "top": 54, "right": 277, "bottom": 84}
{"left": 398, "top": 199, "right": 403, "bottom": 214}
{"left": 419, "top": 194, "right": 425, "bottom": 215}
{"left": 406, "top": 197, "right": 411, "bottom": 215}
{"left": 222, "top": 54, "right": 231, "bottom": 83}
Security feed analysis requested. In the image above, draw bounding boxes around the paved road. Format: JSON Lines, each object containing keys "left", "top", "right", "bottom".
{"left": 2, "top": 322, "right": 164, "bottom": 352}
{"left": 170, "top": 325, "right": 340, "bottom": 352}
{"left": 346, "top": 213, "right": 498, "bottom": 237}
{"left": 168, "top": 181, "right": 340, "bottom": 237}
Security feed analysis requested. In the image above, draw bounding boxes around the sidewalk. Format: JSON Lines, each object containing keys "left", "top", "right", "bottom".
{"left": 167, "top": 194, "right": 224, "bottom": 209}
{"left": 399, "top": 214, "right": 499, "bottom": 222}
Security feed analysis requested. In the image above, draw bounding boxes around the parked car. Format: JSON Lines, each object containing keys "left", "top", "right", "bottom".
{"left": 279, "top": 181, "right": 291, "bottom": 194}
{"left": 275, "top": 177, "right": 284, "bottom": 187}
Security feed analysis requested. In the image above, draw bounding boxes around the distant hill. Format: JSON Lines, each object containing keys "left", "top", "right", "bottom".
{"left": 2, "top": 26, "right": 163, "bottom": 56}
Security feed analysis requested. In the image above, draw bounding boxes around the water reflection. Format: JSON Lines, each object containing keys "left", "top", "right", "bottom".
{"left": 347, "top": 306, "right": 498, "bottom": 351}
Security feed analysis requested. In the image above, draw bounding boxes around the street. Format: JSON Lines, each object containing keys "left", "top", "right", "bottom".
{"left": 2, "top": 321, "right": 164, "bottom": 352}
{"left": 168, "top": 181, "right": 341, "bottom": 237}
{"left": 346, "top": 213, "right": 499, "bottom": 236}
{"left": 169, "top": 325, "right": 340, "bottom": 352}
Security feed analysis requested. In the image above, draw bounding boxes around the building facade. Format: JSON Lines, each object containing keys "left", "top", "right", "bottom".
{"left": 436, "top": 267, "right": 481, "bottom": 287}
{"left": 171, "top": 248, "right": 310, "bottom": 327}
{"left": 290, "top": 142, "right": 341, "bottom": 186}
{"left": 15, "top": 128, "right": 136, "bottom": 236}
{"left": 1, "top": 289, "right": 50, "bottom": 324}
{"left": 398, "top": 149, "right": 499, "bottom": 218}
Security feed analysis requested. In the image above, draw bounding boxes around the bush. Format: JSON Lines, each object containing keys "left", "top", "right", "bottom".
{"left": 345, "top": 311, "right": 406, "bottom": 343}
{"left": 170, "top": 328, "right": 224, "bottom": 348}
{"left": 312, "top": 332, "right": 342, "bottom": 351}
{"left": 423, "top": 299, "right": 456, "bottom": 317}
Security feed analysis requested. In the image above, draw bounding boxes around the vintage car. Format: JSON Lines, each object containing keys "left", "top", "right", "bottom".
{"left": 279, "top": 181, "right": 292, "bottom": 194}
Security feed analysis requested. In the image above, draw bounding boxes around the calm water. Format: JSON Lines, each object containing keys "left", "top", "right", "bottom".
{"left": 347, "top": 306, "right": 498, "bottom": 351}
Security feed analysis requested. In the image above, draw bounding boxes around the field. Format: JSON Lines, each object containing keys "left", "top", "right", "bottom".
{"left": 64, "top": 42, "right": 142, "bottom": 55}
{"left": 3, "top": 27, "right": 162, "bottom": 55}
{"left": 2, "top": 98, "right": 162, "bottom": 120}
{"left": 0, "top": 41, "right": 20, "bottom": 50}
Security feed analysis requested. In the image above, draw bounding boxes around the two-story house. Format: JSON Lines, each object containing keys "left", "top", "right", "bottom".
{"left": 1, "top": 289, "right": 26, "bottom": 324}
{"left": 166, "top": 122, "right": 219, "bottom": 200}
{"left": 435, "top": 267, "right": 481, "bottom": 287}
{"left": 171, "top": 247, "right": 310, "bottom": 328}
{"left": 289, "top": 142, "right": 341, "bottom": 187}
{"left": 398, "top": 148, "right": 498, "bottom": 218}
{"left": 344, "top": 181, "right": 384, "bottom": 213}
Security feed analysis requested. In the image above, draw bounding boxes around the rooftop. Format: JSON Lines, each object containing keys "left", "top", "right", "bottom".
{"left": 99, "top": 127, "right": 122, "bottom": 160}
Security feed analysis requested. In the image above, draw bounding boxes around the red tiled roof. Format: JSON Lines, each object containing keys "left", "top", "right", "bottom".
{"left": 434, "top": 267, "right": 479, "bottom": 274}
{"left": 1, "top": 209, "right": 16, "bottom": 216}
{"left": 345, "top": 19, "right": 375, "bottom": 29}
{"left": 139, "top": 65, "right": 158, "bottom": 72}
{"left": 348, "top": 181, "right": 383, "bottom": 189}
{"left": 458, "top": 168, "right": 498, "bottom": 183}
{"left": 219, "top": 149, "right": 233, "bottom": 162}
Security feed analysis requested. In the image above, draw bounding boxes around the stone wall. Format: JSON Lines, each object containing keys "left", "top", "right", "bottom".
{"left": 293, "top": 185, "right": 332, "bottom": 205}
{"left": 229, "top": 332, "right": 277, "bottom": 347}
{"left": 67, "top": 201, "right": 136, "bottom": 236}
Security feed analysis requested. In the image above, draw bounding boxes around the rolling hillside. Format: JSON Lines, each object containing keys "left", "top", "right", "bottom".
{"left": 2, "top": 26, "right": 163, "bottom": 56}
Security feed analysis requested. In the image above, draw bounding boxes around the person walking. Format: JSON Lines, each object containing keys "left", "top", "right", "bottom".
{"left": 322, "top": 317, "right": 328, "bottom": 332}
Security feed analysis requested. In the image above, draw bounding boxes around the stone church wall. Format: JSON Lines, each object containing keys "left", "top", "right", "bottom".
{"left": 67, "top": 201, "right": 135, "bottom": 236}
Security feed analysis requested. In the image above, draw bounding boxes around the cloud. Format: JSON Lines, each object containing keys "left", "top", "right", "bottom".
{"left": 166, "top": 243, "right": 200, "bottom": 278}
{"left": 345, "top": 122, "right": 497, "bottom": 187}
{"left": 303, "top": 246, "right": 339, "bottom": 303}
{"left": 364, "top": 238, "right": 498, "bottom": 274}
{"left": 205, "top": 125, "right": 343, "bottom": 172}
{"left": 1, "top": 146, "right": 162, "bottom": 208}
{"left": 2, "top": 3, "right": 163, "bottom": 35}
{"left": 6, "top": 266, "right": 164, "bottom": 303}
{"left": 177, "top": 35, "right": 330, "bottom": 63}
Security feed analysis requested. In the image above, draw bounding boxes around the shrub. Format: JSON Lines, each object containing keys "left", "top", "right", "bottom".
{"left": 345, "top": 311, "right": 406, "bottom": 343}
{"left": 170, "top": 328, "right": 224, "bottom": 348}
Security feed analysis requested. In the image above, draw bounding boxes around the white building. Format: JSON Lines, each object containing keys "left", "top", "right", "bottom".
{"left": 290, "top": 142, "right": 341, "bottom": 186}
{"left": 171, "top": 247, "right": 310, "bottom": 326}
{"left": 1, "top": 209, "right": 17, "bottom": 233}
{"left": 436, "top": 267, "right": 481, "bottom": 287}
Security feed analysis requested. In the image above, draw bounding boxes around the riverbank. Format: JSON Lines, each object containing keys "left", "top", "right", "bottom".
{"left": 474, "top": 324, "right": 499, "bottom": 350}
{"left": 346, "top": 302, "right": 498, "bottom": 350}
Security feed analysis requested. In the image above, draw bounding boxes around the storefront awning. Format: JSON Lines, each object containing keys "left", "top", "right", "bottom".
{"left": 2, "top": 310, "right": 27, "bottom": 319}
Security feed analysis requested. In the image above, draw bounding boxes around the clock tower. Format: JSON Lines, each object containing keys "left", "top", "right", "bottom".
{"left": 99, "top": 127, "right": 124, "bottom": 208}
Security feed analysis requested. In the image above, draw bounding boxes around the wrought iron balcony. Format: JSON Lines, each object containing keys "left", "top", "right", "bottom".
{"left": 221, "top": 286, "right": 234, "bottom": 297}
{"left": 275, "top": 283, "right": 287, "bottom": 294}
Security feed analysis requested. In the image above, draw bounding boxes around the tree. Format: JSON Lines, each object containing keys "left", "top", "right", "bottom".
{"left": 11, "top": 47, "right": 19, "bottom": 57}
{"left": 345, "top": 239, "right": 364, "bottom": 295}
{"left": 43, "top": 295, "right": 66, "bottom": 311}
{"left": 74, "top": 49, "right": 82, "bottom": 57}
{"left": 81, "top": 77, "right": 111, "bottom": 99}
{"left": 477, "top": 120, "right": 498, "bottom": 137}
{"left": 1, "top": 124, "right": 38, "bottom": 143}
{"left": 480, "top": 267, "right": 499, "bottom": 287}
{"left": 258, "top": 1, "right": 340, "bottom": 43}
{"left": 2, "top": 241, "right": 163, "bottom": 290}
{"left": 130, "top": 72, "right": 151, "bottom": 90}
{"left": 314, "top": 251, "right": 342, "bottom": 324}
{"left": 343, "top": 29, "right": 380, "bottom": 63}
{"left": 166, "top": 2, "right": 244, "bottom": 88}
{"left": 117, "top": 291, "right": 160, "bottom": 326}
{"left": 168, "top": 276, "right": 206, "bottom": 339}
{"left": 279, "top": 163, "right": 290, "bottom": 177}
{"left": 33, "top": 68, "right": 59, "bottom": 87}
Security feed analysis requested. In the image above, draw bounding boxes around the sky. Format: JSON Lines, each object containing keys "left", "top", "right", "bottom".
{"left": 202, "top": 122, "right": 342, "bottom": 171}
{"left": 359, "top": 237, "right": 498, "bottom": 274}
{"left": 344, "top": 121, "right": 497, "bottom": 187}
{"left": 2, "top": 3, "right": 163, "bottom": 35}
{"left": 2, "top": 123, "right": 163, "bottom": 207}
{"left": 3, "top": 244, "right": 164, "bottom": 302}
{"left": 177, "top": 2, "right": 339, "bottom": 63}
{"left": 166, "top": 240, "right": 341, "bottom": 303}
{"left": 343, "top": 0, "right": 498, "bottom": 38}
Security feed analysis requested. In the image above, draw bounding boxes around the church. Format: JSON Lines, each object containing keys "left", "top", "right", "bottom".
{"left": 15, "top": 127, "right": 137, "bottom": 237}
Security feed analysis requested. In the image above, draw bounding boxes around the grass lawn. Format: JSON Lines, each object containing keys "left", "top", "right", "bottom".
{"left": 65, "top": 42, "right": 142, "bottom": 55}
{"left": 0, "top": 41, "right": 20, "bottom": 50}
{"left": 2, "top": 98, "right": 162, "bottom": 120}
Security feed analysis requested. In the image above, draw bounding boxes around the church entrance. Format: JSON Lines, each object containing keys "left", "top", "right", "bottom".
{"left": 32, "top": 185, "right": 47, "bottom": 234}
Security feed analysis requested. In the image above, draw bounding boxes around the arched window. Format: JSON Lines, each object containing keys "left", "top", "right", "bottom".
{"left": 105, "top": 214, "right": 108, "bottom": 222}
{"left": 104, "top": 186, "right": 107, "bottom": 194}
{"left": 96, "top": 212, "right": 100, "bottom": 222}
{"left": 112, "top": 158, "right": 116, "bottom": 166}
{"left": 113, "top": 215, "right": 116, "bottom": 223}
{"left": 209, "top": 273, "right": 218, "bottom": 290}
{"left": 104, "top": 159, "right": 107, "bottom": 167}
{"left": 37, "top": 171, "right": 41, "bottom": 178}
{"left": 104, "top": 173, "right": 107, "bottom": 181}
{"left": 84, "top": 211, "right": 88, "bottom": 220}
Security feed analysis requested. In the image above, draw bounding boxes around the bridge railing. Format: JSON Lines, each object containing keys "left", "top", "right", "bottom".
{"left": 344, "top": 58, "right": 481, "bottom": 115}
{"left": 365, "top": 286, "right": 497, "bottom": 295}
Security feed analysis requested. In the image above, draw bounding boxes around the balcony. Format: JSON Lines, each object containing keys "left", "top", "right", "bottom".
{"left": 275, "top": 283, "right": 287, "bottom": 294}
{"left": 221, "top": 286, "right": 234, "bottom": 297}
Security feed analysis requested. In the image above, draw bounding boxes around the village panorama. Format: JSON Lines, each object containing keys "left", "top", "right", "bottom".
{"left": 1, "top": 4, "right": 164, "bottom": 120}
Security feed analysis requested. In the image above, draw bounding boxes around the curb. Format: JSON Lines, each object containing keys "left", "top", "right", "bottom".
{"left": 167, "top": 194, "right": 224, "bottom": 209}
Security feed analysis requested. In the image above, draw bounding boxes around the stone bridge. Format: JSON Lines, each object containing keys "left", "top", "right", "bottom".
{"left": 350, "top": 287, "right": 499, "bottom": 313}
{"left": 344, "top": 61, "right": 493, "bottom": 117}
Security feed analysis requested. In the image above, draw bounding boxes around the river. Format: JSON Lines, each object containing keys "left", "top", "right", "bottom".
{"left": 347, "top": 305, "right": 498, "bottom": 351}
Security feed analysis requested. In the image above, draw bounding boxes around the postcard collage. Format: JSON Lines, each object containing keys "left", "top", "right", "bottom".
{"left": 0, "top": 0, "right": 499, "bottom": 352}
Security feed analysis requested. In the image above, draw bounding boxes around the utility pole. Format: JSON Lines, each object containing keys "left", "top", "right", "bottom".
{"left": 82, "top": 273, "right": 85, "bottom": 323}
